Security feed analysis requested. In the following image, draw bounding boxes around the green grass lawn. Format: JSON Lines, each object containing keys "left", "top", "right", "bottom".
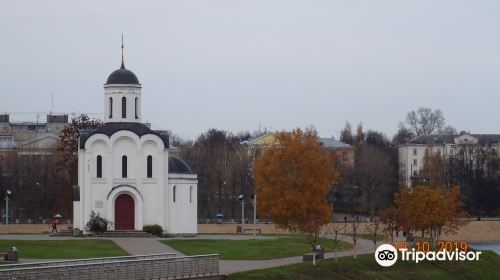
{"left": 0, "top": 240, "right": 128, "bottom": 259}
{"left": 226, "top": 251, "right": 500, "bottom": 280}
{"left": 162, "top": 236, "right": 353, "bottom": 260}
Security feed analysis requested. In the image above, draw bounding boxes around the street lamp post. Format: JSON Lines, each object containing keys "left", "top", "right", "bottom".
{"left": 5, "top": 190, "right": 12, "bottom": 226}
{"left": 238, "top": 194, "right": 244, "bottom": 234}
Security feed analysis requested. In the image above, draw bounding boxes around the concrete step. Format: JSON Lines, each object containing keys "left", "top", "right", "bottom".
{"left": 95, "top": 230, "right": 154, "bottom": 238}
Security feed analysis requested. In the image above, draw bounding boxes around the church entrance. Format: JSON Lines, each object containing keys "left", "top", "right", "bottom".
{"left": 115, "top": 194, "right": 135, "bottom": 230}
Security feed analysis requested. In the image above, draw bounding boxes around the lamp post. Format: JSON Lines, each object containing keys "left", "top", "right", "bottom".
{"left": 5, "top": 190, "right": 12, "bottom": 226}
{"left": 238, "top": 194, "right": 244, "bottom": 234}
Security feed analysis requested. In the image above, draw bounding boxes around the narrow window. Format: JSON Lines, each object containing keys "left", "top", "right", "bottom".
{"left": 135, "top": 97, "right": 138, "bottom": 119}
{"left": 189, "top": 186, "right": 193, "bottom": 203}
{"left": 122, "top": 155, "right": 127, "bottom": 178}
{"left": 413, "top": 159, "right": 417, "bottom": 166}
{"left": 96, "top": 155, "right": 102, "bottom": 178}
{"left": 413, "top": 148, "right": 417, "bottom": 155}
{"left": 122, "top": 97, "right": 126, "bottom": 118}
{"left": 173, "top": 186, "right": 176, "bottom": 203}
{"left": 147, "top": 155, "right": 153, "bottom": 178}
{"left": 109, "top": 97, "right": 113, "bottom": 118}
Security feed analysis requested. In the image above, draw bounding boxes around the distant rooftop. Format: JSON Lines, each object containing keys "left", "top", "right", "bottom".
{"left": 0, "top": 114, "right": 68, "bottom": 124}
{"left": 407, "top": 134, "right": 500, "bottom": 145}
{"left": 319, "top": 138, "right": 351, "bottom": 148}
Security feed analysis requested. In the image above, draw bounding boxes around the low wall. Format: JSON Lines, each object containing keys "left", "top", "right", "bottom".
{"left": 2, "top": 221, "right": 499, "bottom": 242}
{"left": 0, "top": 224, "right": 71, "bottom": 234}
{"left": 198, "top": 223, "right": 288, "bottom": 235}
{"left": 441, "top": 221, "right": 500, "bottom": 242}
{"left": 198, "top": 221, "right": 500, "bottom": 242}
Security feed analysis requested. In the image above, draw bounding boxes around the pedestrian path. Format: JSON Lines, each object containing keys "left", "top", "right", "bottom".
{"left": 112, "top": 237, "right": 183, "bottom": 256}
{"left": 220, "top": 236, "right": 378, "bottom": 274}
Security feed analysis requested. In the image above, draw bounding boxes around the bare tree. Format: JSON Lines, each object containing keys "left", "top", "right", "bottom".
{"left": 351, "top": 216, "right": 360, "bottom": 259}
{"left": 326, "top": 222, "right": 347, "bottom": 263}
{"left": 355, "top": 145, "right": 395, "bottom": 217}
{"left": 441, "top": 125, "right": 457, "bottom": 135}
{"left": 392, "top": 125, "right": 414, "bottom": 145}
{"left": 2, "top": 147, "right": 61, "bottom": 221}
{"left": 355, "top": 123, "right": 365, "bottom": 146}
{"left": 181, "top": 129, "right": 256, "bottom": 220}
{"left": 340, "top": 122, "right": 354, "bottom": 145}
{"left": 370, "top": 217, "right": 381, "bottom": 251}
{"left": 405, "top": 107, "right": 445, "bottom": 136}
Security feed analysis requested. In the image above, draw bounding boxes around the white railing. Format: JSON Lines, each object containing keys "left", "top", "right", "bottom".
{"left": 0, "top": 252, "right": 176, "bottom": 269}
{"left": 0, "top": 253, "right": 219, "bottom": 280}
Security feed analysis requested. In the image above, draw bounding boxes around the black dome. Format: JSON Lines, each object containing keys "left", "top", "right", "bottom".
{"left": 105, "top": 63, "right": 140, "bottom": 84}
{"left": 168, "top": 157, "right": 193, "bottom": 174}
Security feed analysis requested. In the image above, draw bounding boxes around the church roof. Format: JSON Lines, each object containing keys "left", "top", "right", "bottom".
{"left": 79, "top": 122, "right": 169, "bottom": 149}
{"left": 105, "top": 63, "right": 140, "bottom": 85}
{"left": 168, "top": 156, "right": 194, "bottom": 174}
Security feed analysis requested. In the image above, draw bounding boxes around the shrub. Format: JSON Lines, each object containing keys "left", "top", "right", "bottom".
{"left": 143, "top": 224, "right": 163, "bottom": 236}
{"left": 86, "top": 211, "right": 111, "bottom": 233}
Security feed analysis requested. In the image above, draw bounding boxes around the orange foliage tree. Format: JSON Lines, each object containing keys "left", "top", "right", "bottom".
{"left": 254, "top": 128, "right": 339, "bottom": 249}
{"left": 393, "top": 185, "right": 466, "bottom": 244}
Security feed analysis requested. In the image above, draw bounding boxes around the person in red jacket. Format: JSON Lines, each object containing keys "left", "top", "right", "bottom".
{"left": 51, "top": 217, "right": 58, "bottom": 234}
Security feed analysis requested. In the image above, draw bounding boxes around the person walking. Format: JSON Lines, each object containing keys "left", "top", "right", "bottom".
{"left": 51, "top": 217, "right": 58, "bottom": 234}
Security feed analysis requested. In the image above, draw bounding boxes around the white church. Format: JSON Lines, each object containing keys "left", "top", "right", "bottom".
{"left": 73, "top": 49, "right": 198, "bottom": 235}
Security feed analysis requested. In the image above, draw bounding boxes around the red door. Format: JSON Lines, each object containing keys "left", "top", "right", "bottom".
{"left": 115, "top": 194, "right": 135, "bottom": 230}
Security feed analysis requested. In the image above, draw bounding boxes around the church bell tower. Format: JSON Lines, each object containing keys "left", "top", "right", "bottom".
{"left": 103, "top": 34, "right": 142, "bottom": 123}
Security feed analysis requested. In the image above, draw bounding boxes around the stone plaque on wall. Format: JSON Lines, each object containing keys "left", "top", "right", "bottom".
{"left": 95, "top": 200, "right": 104, "bottom": 208}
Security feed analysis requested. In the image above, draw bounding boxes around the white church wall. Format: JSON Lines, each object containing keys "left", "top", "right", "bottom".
{"left": 73, "top": 201, "right": 81, "bottom": 230}
{"left": 90, "top": 139, "right": 109, "bottom": 179}
{"left": 112, "top": 135, "right": 138, "bottom": 179}
{"left": 168, "top": 175, "right": 198, "bottom": 234}
{"left": 104, "top": 85, "right": 142, "bottom": 123}
{"left": 140, "top": 140, "right": 160, "bottom": 180}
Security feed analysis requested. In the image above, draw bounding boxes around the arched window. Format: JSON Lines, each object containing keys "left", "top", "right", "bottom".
{"left": 109, "top": 97, "right": 113, "bottom": 118}
{"left": 122, "top": 97, "right": 126, "bottom": 118}
{"left": 173, "top": 186, "right": 176, "bottom": 203}
{"left": 96, "top": 155, "right": 102, "bottom": 178}
{"left": 122, "top": 155, "right": 127, "bottom": 178}
{"left": 135, "top": 97, "right": 138, "bottom": 119}
{"left": 189, "top": 186, "right": 193, "bottom": 203}
{"left": 147, "top": 155, "right": 152, "bottom": 178}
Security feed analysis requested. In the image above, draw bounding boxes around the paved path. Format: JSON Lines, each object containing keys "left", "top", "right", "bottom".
{"left": 112, "top": 237, "right": 182, "bottom": 256}
{"left": 175, "top": 234, "right": 277, "bottom": 240}
{"left": 219, "top": 236, "right": 379, "bottom": 275}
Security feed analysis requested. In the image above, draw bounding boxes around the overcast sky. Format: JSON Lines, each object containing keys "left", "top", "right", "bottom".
{"left": 1, "top": 0, "right": 500, "bottom": 139}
